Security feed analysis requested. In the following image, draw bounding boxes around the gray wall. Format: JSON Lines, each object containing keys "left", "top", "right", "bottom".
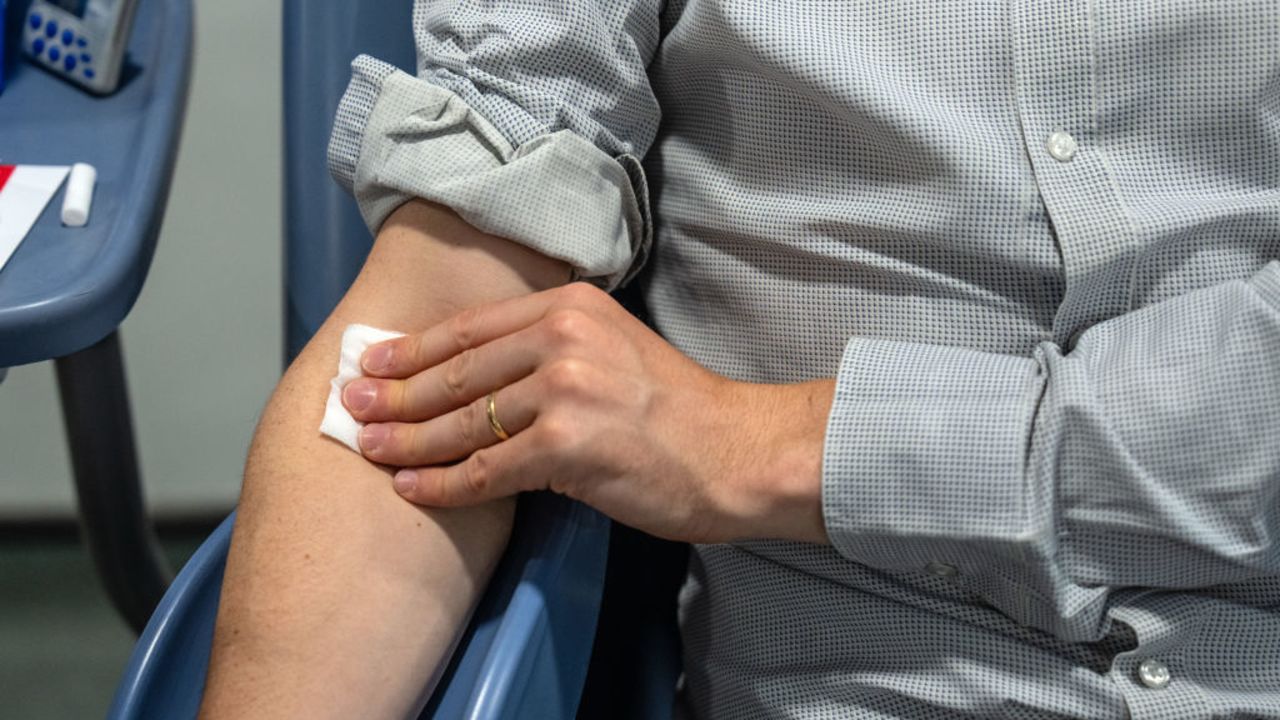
{"left": 0, "top": 0, "right": 283, "bottom": 518}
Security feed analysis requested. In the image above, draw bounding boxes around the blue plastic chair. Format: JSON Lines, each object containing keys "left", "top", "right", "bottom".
{"left": 107, "top": 2, "right": 623, "bottom": 717}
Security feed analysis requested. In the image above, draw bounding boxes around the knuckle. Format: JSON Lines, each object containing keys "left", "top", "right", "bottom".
{"left": 560, "top": 281, "right": 602, "bottom": 307}
{"left": 447, "top": 307, "right": 483, "bottom": 353}
{"left": 462, "top": 451, "right": 492, "bottom": 498}
{"left": 408, "top": 334, "right": 432, "bottom": 369}
{"left": 457, "top": 400, "right": 481, "bottom": 449}
{"left": 538, "top": 412, "right": 579, "bottom": 452}
{"left": 441, "top": 349, "right": 474, "bottom": 402}
{"left": 545, "top": 308, "right": 593, "bottom": 347}
{"left": 545, "top": 358, "right": 592, "bottom": 396}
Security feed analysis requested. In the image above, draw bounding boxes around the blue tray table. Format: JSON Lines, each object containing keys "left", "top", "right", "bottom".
{"left": 0, "top": 0, "right": 193, "bottom": 632}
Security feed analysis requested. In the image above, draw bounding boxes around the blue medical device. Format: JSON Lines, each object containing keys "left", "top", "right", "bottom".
{"left": 22, "top": 0, "right": 137, "bottom": 93}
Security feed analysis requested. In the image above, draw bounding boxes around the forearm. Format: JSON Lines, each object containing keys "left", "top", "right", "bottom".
{"left": 200, "top": 200, "right": 569, "bottom": 719}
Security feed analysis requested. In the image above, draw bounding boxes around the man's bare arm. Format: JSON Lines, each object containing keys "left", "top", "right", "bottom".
{"left": 199, "top": 200, "right": 569, "bottom": 719}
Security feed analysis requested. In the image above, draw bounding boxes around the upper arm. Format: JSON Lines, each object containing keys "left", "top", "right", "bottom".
{"left": 328, "top": 3, "right": 664, "bottom": 293}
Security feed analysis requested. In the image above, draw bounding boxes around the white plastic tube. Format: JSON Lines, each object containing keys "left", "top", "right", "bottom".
{"left": 61, "top": 163, "right": 96, "bottom": 227}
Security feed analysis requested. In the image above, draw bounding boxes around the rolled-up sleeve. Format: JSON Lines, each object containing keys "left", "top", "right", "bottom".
{"left": 822, "top": 261, "right": 1280, "bottom": 642}
{"left": 326, "top": 1, "right": 664, "bottom": 290}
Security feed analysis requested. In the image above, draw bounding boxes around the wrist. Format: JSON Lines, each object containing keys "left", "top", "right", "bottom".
{"left": 719, "top": 378, "right": 834, "bottom": 545}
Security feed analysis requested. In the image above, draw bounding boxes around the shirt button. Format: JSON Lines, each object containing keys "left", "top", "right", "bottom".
{"left": 1046, "top": 131, "right": 1078, "bottom": 162}
{"left": 1137, "top": 659, "right": 1171, "bottom": 689}
{"left": 924, "top": 561, "right": 958, "bottom": 578}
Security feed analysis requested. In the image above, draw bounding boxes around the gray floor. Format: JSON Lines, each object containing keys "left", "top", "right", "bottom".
{"left": 2, "top": 1, "right": 284, "bottom": 717}
{"left": 0, "top": 533, "right": 205, "bottom": 719}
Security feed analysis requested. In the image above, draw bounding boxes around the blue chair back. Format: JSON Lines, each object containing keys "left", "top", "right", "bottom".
{"left": 281, "top": 0, "right": 413, "bottom": 362}
{"left": 107, "top": 2, "right": 613, "bottom": 717}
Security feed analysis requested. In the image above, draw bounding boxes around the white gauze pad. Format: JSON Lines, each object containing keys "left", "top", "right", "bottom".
{"left": 319, "top": 324, "right": 405, "bottom": 453}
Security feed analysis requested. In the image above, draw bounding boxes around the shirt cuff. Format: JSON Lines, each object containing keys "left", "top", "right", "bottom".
{"left": 326, "top": 55, "right": 651, "bottom": 291}
{"left": 821, "top": 336, "right": 1045, "bottom": 575}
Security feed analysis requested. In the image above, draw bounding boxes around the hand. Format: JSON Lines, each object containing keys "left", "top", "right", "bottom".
{"left": 341, "top": 282, "right": 834, "bottom": 544}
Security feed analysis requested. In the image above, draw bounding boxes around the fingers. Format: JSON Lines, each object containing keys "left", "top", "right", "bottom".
{"left": 344, "top": 286, "right": 612, "bottom": 424}
{"left": 345, "top": 282, "right": 620, "bottom": 507}
{"left": 359, "top": 283, "right": 610, "bottom": 379}
{"left": 390, "top": 429, "right": 559, "bottom": 507}
{"left": 357, "top": 373, "right": 540, "bottom": 467}
{"left": 343, "top": 323, "right": 543, "bottom": 423}
{"left": 360, "top": 287, "right": 563, "bottom": 378}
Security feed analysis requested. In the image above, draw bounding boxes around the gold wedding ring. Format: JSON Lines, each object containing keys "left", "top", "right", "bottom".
{"left": 486, "top": 391, "right": 511, "bottom": 441}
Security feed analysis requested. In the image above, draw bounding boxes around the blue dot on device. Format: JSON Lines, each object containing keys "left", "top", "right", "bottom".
{"left": 49, "top": 46, "right": 61, "bottom": 61}
{"left": 64, "top": 55, "right": 78, "bottom": 71}
{"left": 84, "top": 68, "right": 96, "bottom": 79}
{"left": 45, "top": 20, "right": 58, "bottom": 38}
{"left": 77, "top": 37, "right": 88, "bottom": 47}
{"left": 30, "top": 14, "right": 43, "bottom": 29}
{"left": 62, "top": 29, "right": 74, "bottom": 45}
{"left": 33, "top": 38, "right": 46, "bottom": 55}
{"left": 81, "top": 53, "right": 91, "bottom": 62}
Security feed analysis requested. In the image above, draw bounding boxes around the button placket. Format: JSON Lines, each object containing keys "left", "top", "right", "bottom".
{"left": 1012, "top": 0, "right": 1138, "bottom": 347}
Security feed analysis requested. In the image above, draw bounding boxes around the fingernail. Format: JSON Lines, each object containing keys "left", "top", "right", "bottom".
{"left": 359, "top": 424, "right": 388, "bottom": 452}
{"left": 393, "top": 470, "right": 417, "bottom": 494}
{"left": 343, "top": 381, "right": 376, "bottom": 412}
{"left": 363, "top": 344, "right": 393, "bottom": 373}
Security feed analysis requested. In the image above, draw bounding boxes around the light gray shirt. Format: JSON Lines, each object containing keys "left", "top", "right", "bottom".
{"left": 327, "top": 2, "right": 1280, "bottom": 717}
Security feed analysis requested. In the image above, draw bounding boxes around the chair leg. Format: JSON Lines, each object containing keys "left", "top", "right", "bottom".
{"left": 55, "top": 330, "right": 172, "bottom": 634}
